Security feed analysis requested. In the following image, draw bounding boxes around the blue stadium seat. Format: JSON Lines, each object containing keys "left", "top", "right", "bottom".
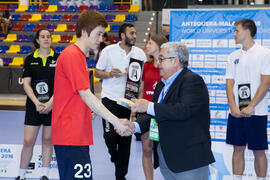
{"left": 12, "top": 14, "right": 21, "bottom": 21}
{"left": 23, "top": 24, "right": 35, "bottom": 31}
{"left": 0, "top": 34, "right": 7, "bottom": 42}
{"left": 125, "top": 14, "right": 137, "bottom": 22}
{"left": 52, "top": 14, "right": 62, "bottom": 21}
{"left": 0, "top": 45, "right": 9, "bottom": 53}
{"left": 99, "top": 4, "right": 109, "bottom": 12}
{"left": 86, "top": 58, "right": 95, "bottom": 68}
{"left": 26, "top": 35, "right": 34, "bottom": 42}
{"left": 18, "top": 46, "right": 32, "bottom": 54}
{"left": 110, "top": 25, "right": 121, "bottom": 32}
{"left": 55, "top": 46, "right": 65, "bottom": 54}
{"left": 26, "top": 5, "right": 38, "bottom": 12}
{"left": 67, "top": 5, "right": 77, "bottom": 12}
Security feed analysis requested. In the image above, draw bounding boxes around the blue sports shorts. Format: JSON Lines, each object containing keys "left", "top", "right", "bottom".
{"left": 54, "top": 145, "right": 93, "bottom": 180}
{"left": 226, "top": 114, "right": 268, "bottom": 150}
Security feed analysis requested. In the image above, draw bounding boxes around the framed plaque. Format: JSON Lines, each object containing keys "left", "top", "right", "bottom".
{"left": 117, "top": 58, "right": 144, "bottom": 109}
{"left": 125, "top": 58, "right": 144, "bottom": 99}
{"left": 238, "top": 83, "right": 251, "bottom": 110}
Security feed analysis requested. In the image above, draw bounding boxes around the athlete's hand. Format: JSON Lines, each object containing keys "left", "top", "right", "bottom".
{"left": 230, "top": 106, "right": 242, "bottom": 118}
{"left": 39, "top": 101, "right": 53, "bottom": 114}
{"left": 91, "top": 112, "right": 97, "bottom": 119}
{"left": 115, "top": 119, "right": 134, "bottom": 136}
{"left": 240, "top": 105, "right": 254, "bottom": 117}
{"left": 35, "top": 102, "right": 45, "bottom": 113}
{"left": 109, "top": 68, "right": 125, "bottom": 78}
{"left": 131, "top": 116, "right": 136, "bottom": 122}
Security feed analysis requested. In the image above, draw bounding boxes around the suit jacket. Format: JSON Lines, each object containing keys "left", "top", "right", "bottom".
{"left": 137, "top": 68, "right": 215, "bottom": 173}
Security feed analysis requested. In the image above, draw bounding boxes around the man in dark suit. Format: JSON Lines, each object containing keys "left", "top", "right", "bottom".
{"left": 118, "top": 42, "right": 215, "bottom": 179}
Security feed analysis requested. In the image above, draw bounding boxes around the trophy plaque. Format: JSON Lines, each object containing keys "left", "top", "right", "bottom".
{"left": 238, "top": 83, "right": 251, "bottom": 110}
{"left": 117, "top": 58, "right": 144, "bottom": 109}
{"left": 33, "top": 79, "right": 50, "bottom": 102}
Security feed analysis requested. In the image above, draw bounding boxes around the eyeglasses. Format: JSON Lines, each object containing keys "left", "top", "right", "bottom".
{"left": 158, "top": 56, "right": 175, "bottom": 63}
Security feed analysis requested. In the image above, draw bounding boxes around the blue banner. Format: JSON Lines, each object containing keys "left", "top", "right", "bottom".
{"left": 170, "top": 9, "right": 270, "bottom": 143}
{"left": 170, "top": 9, "right": 270, "bottom": 180}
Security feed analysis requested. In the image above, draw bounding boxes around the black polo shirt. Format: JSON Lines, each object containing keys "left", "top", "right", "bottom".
{"left": 23, "top": 48, "right": 59, "bottom": 107}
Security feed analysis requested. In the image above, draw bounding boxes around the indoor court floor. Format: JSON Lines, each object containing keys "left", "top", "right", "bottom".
{"left": 0, "top": 110, "right": 163, "bottom": 180}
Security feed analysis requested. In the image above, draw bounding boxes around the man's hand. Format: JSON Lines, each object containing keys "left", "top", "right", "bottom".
{"left": 115, "top": 119, "right": 135, "bottom": 136}
{"left": 240, "top": 105, "right": 254, "bottom": 117}
{"left": 230, "top": 106, "right": 242, "bottom": 118}
{"left": 130, "top": 99, "right": 150, "bottom": 113}
{"left": 131, "top": 116, "right": 136, "bottom": 122}
{"left": 91, "top": 112, "right": 97, "bottom": 119}
{"left": 110, "top": 68, "right": 126, "bottom": 78}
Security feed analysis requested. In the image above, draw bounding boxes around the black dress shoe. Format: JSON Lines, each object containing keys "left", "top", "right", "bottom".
{"left": 135, "top": 133, "right": 141, "bottom": 141}
{"left": 40, "top": 176, "right": 49, "bottom": 180}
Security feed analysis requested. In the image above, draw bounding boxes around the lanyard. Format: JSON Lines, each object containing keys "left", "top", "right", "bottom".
{"left": 159, "top": 78, "right": 176, "bottom": 103}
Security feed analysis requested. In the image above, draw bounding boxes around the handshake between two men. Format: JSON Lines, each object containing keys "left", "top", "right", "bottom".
{"left": 115, "top": 98, "right": 150, "bottom": 137}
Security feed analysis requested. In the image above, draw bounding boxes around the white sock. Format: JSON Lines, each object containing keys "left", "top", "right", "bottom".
{"left": 233, "top": 174, "right": 242, "bottom": 180}
{"left": 18, "top": 169, "right": 26, "bottom": 179}
{"left": 41, "top": 167, "right": 50, "bottom": 177}
{"left": 257, "top": 177, "right": 266, "bottom": 180}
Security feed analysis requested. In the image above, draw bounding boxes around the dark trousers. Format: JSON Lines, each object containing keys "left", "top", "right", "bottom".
{"left": 101, "top": 97, "right": 132, "bottom": 180}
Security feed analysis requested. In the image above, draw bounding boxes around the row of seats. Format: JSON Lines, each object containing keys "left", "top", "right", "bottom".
{"left": 0, "top": 45, "right": 67, "bottom": 54}
{"left": 1, "top": 57, "right": 24, "bottom": 66}
{"left": 1, "top": 34, "right": 77, "bottom": 43}
{"left": 0, "top": 45, "right": 31, "bottom": 54}
{"left": 1, "top": 56, "right": 99, "bottom": 86}
{"left": 105, "top": 24, "right": 121, "bottom": 33}
{"left": 12, "top": 14, "right": 79, "bottom": 22}
{"left": 11, "top": 23, "right": 76, "bottom": 32}
{"left": 1, "top": 56, "right": 97, "bottom": 68}
{"left": 8, "top": 23, "right": 120, "bottom": 34}
{"left": 12, "top": 13, "right": 137, "bottom": 22}
{"left": 107, "top": 14, "right": 137, "bottom": 22}
{"left": 0, "top": 33, "right": 118, "bottom": 44}
{"left": 1, "top": 55, "right": 99, "bottom": 81}
{"left": 51, "top": 35, "right": 76, "bottom": 43}
{"left": 0, "top": 4, "right": 140, "bottom": 13}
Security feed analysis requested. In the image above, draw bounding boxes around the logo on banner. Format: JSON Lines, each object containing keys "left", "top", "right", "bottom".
{"left": 234, "top": 59, "right": 239, "bottom": 64}
{"left": 209, "top": 151, "right": 230, "bottom": 180}
{"left": 0, "top": 146, "right": 16, "bottom": 176}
